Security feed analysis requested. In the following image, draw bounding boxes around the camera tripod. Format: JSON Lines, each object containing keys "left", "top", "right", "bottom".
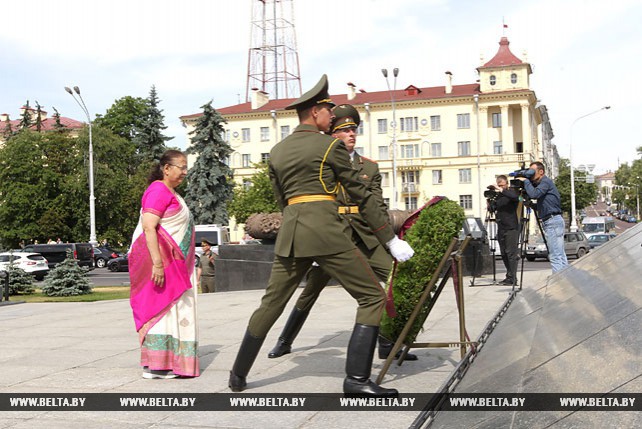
{"left": 516, "top": 198, "right": 547, "bottom": 292}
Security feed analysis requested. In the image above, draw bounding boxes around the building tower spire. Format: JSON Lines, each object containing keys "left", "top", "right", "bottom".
{"left": 245, "top": 0, "right": 302, "bottom": 102}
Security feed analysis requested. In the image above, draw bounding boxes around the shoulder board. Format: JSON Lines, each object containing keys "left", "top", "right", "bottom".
{"left": 360, "top": 156, "right": 377, "bottom": 164}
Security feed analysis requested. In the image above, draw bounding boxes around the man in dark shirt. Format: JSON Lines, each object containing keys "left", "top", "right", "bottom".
{"left": 490, "top": 175, "right": 520, "bottom": 285}
{"left": 517, "top": 161, "right": 568, "bottom": 273}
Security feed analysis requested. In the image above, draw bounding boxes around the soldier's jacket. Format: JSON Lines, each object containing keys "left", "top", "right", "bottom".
{"left": 269, "top": 124, "right": 395, "bottom": 258}
{"left": 338, "top": 153, "right": 387, "bottom": 251}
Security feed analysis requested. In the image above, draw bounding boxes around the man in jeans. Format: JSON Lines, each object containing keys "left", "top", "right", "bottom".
{"left": 518, "top": 161, "right": 568, "bottom": 273}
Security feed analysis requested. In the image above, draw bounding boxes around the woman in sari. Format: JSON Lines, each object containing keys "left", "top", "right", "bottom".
{"left": 129, "top": 150, "right": 199, "bottom": 379}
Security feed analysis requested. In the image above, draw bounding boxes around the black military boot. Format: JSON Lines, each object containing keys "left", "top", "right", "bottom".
{"left": 229, "top": 330, "right": 265, "bottom": 392}
{"left": 268, "top": 307, "right": 310, "bottom": 358}
{"left": 378, "top": 335, "right": 418, "bottom": 361}
{"left": 343, "top": 324, "right": 398, "bottom": 397}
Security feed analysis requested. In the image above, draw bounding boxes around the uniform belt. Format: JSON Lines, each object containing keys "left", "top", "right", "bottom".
{"left": 541, "top": 212, "right": 561, "bottom": 222}
{"left": 337, "top": 206, "right": 359, "bottom": 214}
{"left": 288, "top": 194, "right": 336, "bottom": 205}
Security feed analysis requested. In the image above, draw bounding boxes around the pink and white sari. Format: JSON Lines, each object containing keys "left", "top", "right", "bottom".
{"left": 129, "top": 181, "right": 199, "bottom": 377}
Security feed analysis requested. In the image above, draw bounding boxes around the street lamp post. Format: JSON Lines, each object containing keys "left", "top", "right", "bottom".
{"left": 569, "top": 106, "right": 610, "bottom": 232}
{"left": 65, "top": 86, "right": 97, "bottom": 245}
{"left": 382, "top": 68, "right": 399, "bottom": 209}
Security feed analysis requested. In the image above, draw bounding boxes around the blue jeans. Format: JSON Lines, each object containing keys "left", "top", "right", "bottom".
{"left": 543, "top": 214, "right": 568, "bottom": 273}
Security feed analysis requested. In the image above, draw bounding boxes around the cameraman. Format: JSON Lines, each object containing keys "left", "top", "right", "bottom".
{"left": 517, "top": 161, "right": 568, "bottom": 273}
{"left": 489, "top": 175, "right": 520, "bottom": 285}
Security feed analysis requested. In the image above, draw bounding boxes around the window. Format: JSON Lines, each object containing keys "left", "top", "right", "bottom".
{"left": 242, "top": 179, "right": 252, "bottom": 190}
{"left": 261, "top": 153, "right": 270, "bottom": 163}
{"left": 457, "top": 113, "right": 470, "bottom": 129}
{"left": 511, "top": 73, "right": 517, "bottom": 84}
{"left": 378, "top": 146, "right": 389, "bottom": 160}
{"left": 242, "top": 128, "right": 251, "bottom": 142}
{"left": 260, "top": 126, "right": 269, "bottom": 141}
{"left": 354, "top": 147, "right": 364, "bottom": 156}
{"left": 377, "top": 119, "right": 387, "bottom": 133}
{"left": 459, "top": 195, "right": 473, "bottom": 210}
{"left": 280, "top": 125, "right": 290, "bottom": 140}
{"left": 431, "top": 142, "right": 442, "bottom": 157}
{"left": 492, "top": 112, "right": 502, "bottom": 128}
{"left": 401, "top": 144, "right": 419, "bottom": 158}
{"left": 384, "top": 198, "right": 390, "bottom": 208}
{"left": 493, "top": 141, "right": 503, "bottom": 154}
{"left": 356, "top": 122, "right": 364, "bottom": 135}
{"left": 381, "top": 172, "right": 389, "bottom": 187}
{"left": 432, "top": 170, "right": 442, "bottom": 185}
{"left": 223, "top": 130, "right": 230, "bottom": 142}
{"left": 490, "top": 75, "right": 496, "bottom": 86}
{"left": 459, "top": 168, "right": 472, "bottom": 183}
{"left": 458, "top": 141, "right": 471, "bottom": 156}
{"left": 400, "top": 117, "right": 418, "bottom": 132}
{"left": 402, "top": 170, "right": 419, "bottom": 184}
{"left": 242, "top": 154, "right": 251, "bottom": 167}
{"left": 430, "top": 115, "right": 441, "bottom": 131}
{"left": 405, "top": 197, "right": 418, "bottom": 211}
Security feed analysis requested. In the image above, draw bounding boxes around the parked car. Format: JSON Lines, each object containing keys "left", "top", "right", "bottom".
{"left": 524, "top": 232, "right": 590, "bottom": 261}
{"left": 93, "top": 246, "right": 121, "bottom": 268}
{"left": 627, "top": 216, "right": 638, "bottom": 223}
{"left": 107, "top": 254, "right": 129, "bottom": 272}
{"left": 21, "top": 243, "right": 95, "bottom": 270}
{"left": 588, "top": 233, "right": 617, "bottom": 249}
{"left": 0, "top": 252, "right": 49, "bottom": 280}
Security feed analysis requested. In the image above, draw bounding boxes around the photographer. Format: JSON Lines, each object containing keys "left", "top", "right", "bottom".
{"left": 488, "top": 175, "right": 520, "bottom": 285}
{"left": 516, "top": 161, "right": 568, "bottom": 273}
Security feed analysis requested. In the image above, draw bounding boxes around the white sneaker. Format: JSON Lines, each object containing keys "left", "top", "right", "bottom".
{"left": 142, "top": 367, "right": 178, "bottom": 379}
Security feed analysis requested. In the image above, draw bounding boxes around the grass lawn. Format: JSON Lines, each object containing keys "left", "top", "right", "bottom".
{"left": 11, "top": 286, "right": 130, "bottom": 303}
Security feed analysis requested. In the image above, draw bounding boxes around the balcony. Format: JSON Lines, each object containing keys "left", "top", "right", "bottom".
{"left": 402, "top": 183, "right": 419, "bottom": 193}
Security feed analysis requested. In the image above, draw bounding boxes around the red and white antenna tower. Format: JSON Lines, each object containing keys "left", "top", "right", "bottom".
{"left": 245, "top": 0, "right": 302, "bottom": 102}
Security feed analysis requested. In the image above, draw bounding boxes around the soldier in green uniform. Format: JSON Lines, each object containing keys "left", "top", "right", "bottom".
{"left": 267, "top": 104, "right": 418, "bottom": 361}
{"left": 196, "top": 239, "right": 216, "bottom": 293}
{"left": 228, "top": 75, "right": 414, "bottom": 397}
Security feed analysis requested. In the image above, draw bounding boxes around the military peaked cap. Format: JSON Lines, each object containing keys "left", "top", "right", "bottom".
{"left": 285, "top": 74, "right": 335, "bottom": 111}
{"left": 331, "top": 104, "right": 361, "bottom": 132}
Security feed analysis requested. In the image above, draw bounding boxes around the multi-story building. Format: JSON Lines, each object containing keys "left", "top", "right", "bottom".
{"left": 596, "top": 171, "right": 616, "bottom": 204}
{"left": 180, "top": 36, "right": 559, "bottom": 232}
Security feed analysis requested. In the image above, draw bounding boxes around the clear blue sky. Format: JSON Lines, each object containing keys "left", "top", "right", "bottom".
{"left": 1, "top": 0, "right": 640, "bottom": 174}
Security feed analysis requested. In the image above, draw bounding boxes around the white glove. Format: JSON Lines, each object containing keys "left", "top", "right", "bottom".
{"left": 386, "top": 236, "right": 414, "bottom": 262}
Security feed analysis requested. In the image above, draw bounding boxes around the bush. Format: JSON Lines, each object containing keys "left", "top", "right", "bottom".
{"left": 4, "top": 266, "right": 36, "bottom": 295}
{"left": 40, "top": 257, "right": 92, "bottom": 297}
{"left": 380, "top": 198, "right": 465, "bottom": 344}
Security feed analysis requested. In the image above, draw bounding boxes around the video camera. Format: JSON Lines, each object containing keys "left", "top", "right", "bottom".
{"left": 508, "top": 168, "right": 535, "bottom": 189}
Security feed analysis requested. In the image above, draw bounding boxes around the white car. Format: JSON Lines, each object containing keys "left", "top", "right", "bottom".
{"left": 0, "top": 252, "right": 49, "bottom": 281}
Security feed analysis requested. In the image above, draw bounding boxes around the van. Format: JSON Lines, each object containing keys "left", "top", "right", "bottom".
{"left": 194, "top": 225, "right": 230, "bottom": 258}
{"left": 21, "top": 243, "right": 95, "bottom": 270}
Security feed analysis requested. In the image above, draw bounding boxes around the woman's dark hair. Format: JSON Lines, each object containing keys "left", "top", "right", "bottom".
{"left": 147, "top": 149, "right": 186, "bottom": 184}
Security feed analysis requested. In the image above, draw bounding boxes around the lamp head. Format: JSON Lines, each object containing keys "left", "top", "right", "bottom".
{"left": 64, "top": 87, "right": 73, "bottom": 94}
{"left": 73, "top": 86, "right": 81, "bottom": 95}
{"left": 393, "top": 68, "right": 399, "bottom": 77}
{"left": 381, "top": 68, "right": 388, "bottom": 78}
{"left": 604, "top": 106, "right": 611, "bottom": 110}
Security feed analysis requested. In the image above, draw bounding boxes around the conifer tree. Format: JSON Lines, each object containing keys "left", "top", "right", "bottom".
{"left": 134, "top": 85, "right": 172, "bottom": 162}
{"left": 18, "top": 100, "right": 32, "bottom": 129}
{"left": 41, "top": 256, "right": 92, "bottom": 296}
{"left": 6, "top": 265, "right": 35, "bottom": 295}
{"left": 184, "top": 101, "right": 234, "bottom": 224}
{"left": 34, "top": 101, "right": 43, "bottom": 132}
{"left": 51, "top": 106, "right": 66, "bottom": 131}
{"left": 2, "top": 116, "right": 13, "bottom": 139}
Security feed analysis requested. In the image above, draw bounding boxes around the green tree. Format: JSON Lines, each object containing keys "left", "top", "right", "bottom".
{"left": 134, "top": 85, "right": 172, "bottom": 162}
{"left": 228, "top": 163, "right": 279, "bottom": 223}
{"left": 51, "top": 107, "right": 66, "bottom": 131}
{"left": 554, "top": 158, "right": 597, "bottom": 218}
{"left": 41, "top": 257, "right": 92, "bottom": 296}
{"left": 184, "top": 101, "right": 234, "bottom": 224}
{"left": 34, "top": 101, "right": 44, "bottom": 132}
{"left": 6, "top": 265, "right": 36, "bottom": 295}
{"left": 18, "top": 100, "right": 32, "bottom": 129}
{"left": 94, "top": 95, "right": 148, "bottom": 140}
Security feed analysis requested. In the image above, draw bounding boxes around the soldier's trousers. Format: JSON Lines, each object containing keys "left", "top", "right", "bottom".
{"left": 295, "top": 240, "right": 392, "bottom": 314}
{"left": 247, "top": 248, "right": 387, "bottom": 338}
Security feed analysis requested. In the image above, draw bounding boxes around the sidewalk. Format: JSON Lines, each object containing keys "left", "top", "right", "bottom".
{"left": 0, "top": 265, "right": 550, "bottom": 429}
